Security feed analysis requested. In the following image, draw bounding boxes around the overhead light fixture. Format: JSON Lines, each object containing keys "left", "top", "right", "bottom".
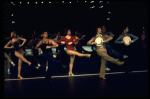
{"left": 27, "top": 2, "right": 29, "bottom": 4}
{"left": 11, "top": 13, "right": 13, "bottom": 16}
{"left": 62, "top": 1, "right": 64, "bottom": 3}
{"left": 106, "top": 1, "right": 109, "bottom": 4}
{"left": 85, "top": 1, "right": 87, "bottom": 2}
{"left": 99, "top": 1, "right": 103, "bottom": 3}
{"left": 11, "top": 2, "right": 13, "bottom": 4}
{"left": 98, "top": 5, "right": 103, "bottom": 8}
{"left": 20, "top": 2, "right": 22, "bottom": 4}
{"left": 77, "top": 1, "right": 78, "bottom": 2}
{"left": 90, "top": 1, "right": 94, "bottom": 3}
{"left": 70, "top": 2, "right": 71, "bottom": 3}
{"left": 35, "top": 2, "right": 37, "bottom": 4}
{"left": 107, "top": 18, "right": 110, "bottom": 20}
{"left": 108, "top": 12, "right": 112, "bottom": 14}
{"left": 49, "top": 1, "right": 51, "bottom": 3}
{"left": 41, "top": 1, "right": 43, "bottom": 3}
{"left": 12, "top": 21, "right": 15, "bottom": 23}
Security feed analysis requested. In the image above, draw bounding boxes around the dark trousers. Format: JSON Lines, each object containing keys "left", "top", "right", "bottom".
{"left": 43, "top": 52, "right": 61, "bottom": 80}
{"left": 106, "top": 44, "right": 123, "bottom": 68}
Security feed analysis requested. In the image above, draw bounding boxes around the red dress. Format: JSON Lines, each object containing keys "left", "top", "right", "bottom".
{"left": 56, "top": 36, "right": 78, "bottom": 51}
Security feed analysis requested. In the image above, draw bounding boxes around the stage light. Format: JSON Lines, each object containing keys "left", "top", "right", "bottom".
{"left": 99, "top": 1, "right": 103, "bottom": 3}
{"left": 77, "top": 1, "right": 78, "bottom": 2}
{"left": 41, "top": 1, "right": 43, "bottom": 3}
{"left": 49, "top": 1, "right": 51, "bottom": 3}
{"left": 70, "top": 2, "right": 71, "bottom": 3}
{"left": 35, "top": 2, "right": 37, "bottom": 4}
{"left": 62, "top": 1, "right": 64, "bottom": 3}
{"left": 108, "top": 12, "right": 112, "bottom": 14}
{"left": 11, "top": 2, "right": 13, "bottom": 4}
{"left": 90, "top": 1, "right": 94, "bottom": 3}
{"left": 91, "top": 6, "right": 95, "bottom": 8}
{"left": 11, "top": 13, "right": 13, "bottom": 16}
{"left": 27, "top": 2, "right": 29, "bottom": 4}
{"left": 20, "top": 2, "right": 22, "bottom": 4}
{"left": 98, "top": 5, "right": 103, "bottom": 8}
{"left": 107, "top": 18, "right": 110, "bottom": 20}
{"left": 106, "top": 1, "right": 109, "bottom": 4}
{"left": 85, "top": 1, "right": 87, "bottom": 2}
{"left": 12, "top": 21, "right": 15, "bottom": 23}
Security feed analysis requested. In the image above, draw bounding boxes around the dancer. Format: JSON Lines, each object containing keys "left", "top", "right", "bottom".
{"left": 114, "top": 26, "right": 139, "bottom": 73}
{"left": 87, "top": 26, "right": 124, "bottom": 79}
{"left": 4, "top": 52, "right": 15, "bottom": 74}
{"left": 35, "top": 31, "right": 64, "bottom": 82}
{"left": 4, "top": 31, "right": 31, "bottom": 79}
{"left": 56, "top": 28, "right": 91, "bottom": 76}
{"left": 74, "top": 30, "right": 86, "bottom": 53}
{"left": 27, "top": 31, "right": 41, "bottom": 69}
{"left": 101, "top": 26, "right": 128, "bottom": 71}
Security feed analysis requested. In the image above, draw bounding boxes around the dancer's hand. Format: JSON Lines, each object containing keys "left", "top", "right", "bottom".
{"left": 11, "top": 46, "right": 14, "bottom": 49}
{"left": 68, "top": 42, "right": 73, "bottom": 45}
{"left": 46, "top": 46, "right": 51, "bottom": 49}
{"left": 92, "top": 42, "right": 96, "bottom": 45}
{"left": 19, "top": 45, "right": 23, "bottom": 47}
{"left": 130, "top": 40, "right": 134, "bottom": 44}
{"left": 121, "top": 41, "right": 124, "bottom": 43}
{"left": 61, "top": 41, "right": 65, "bottom": 44}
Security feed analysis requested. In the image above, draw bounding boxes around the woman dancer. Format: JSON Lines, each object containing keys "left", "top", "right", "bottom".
{"left": 4, "top": 31, "right": 31, "bottom": 79}
{"left": 4, "top": 52, "right": 15, "bottom": 74}
{"left": 56, "top": 28, "right": 91, "bottom": 76}
{"left": 35, "top": 31, "right": 63, "bottom": 82}
{"left": 87, "top": 26, "right": 124, "bottom": 79}
{"left": 115, "top": 27, "right": 139, "bottom": 73}
{"left": 27, "top": 31, "right": 41, "bottom": 69}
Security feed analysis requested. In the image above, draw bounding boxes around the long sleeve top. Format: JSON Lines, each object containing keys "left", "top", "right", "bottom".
{"left": 56, "top": 36, "right": 78, "bottom": 51}
{"left": 114, "top": 33, "right": 139, "bottom": 44}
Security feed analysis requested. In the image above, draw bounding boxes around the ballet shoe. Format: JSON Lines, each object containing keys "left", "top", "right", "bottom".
{"left": 99, "top": 77, "right": 106, "bottom": 80}
{"left": 17, "top": 75, "right": 23, "bottom": 79}
{"left": 68, "top": 72, "right": 74, "bottom": 76}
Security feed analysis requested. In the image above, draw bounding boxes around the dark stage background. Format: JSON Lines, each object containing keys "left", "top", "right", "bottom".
{"left": 3, "top": 1, "right": 148, "bottom": 78}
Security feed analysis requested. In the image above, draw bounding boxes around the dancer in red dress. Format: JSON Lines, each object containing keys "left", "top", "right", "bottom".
{"left": 56, "top": 28, "right": 91, "bottom": 76}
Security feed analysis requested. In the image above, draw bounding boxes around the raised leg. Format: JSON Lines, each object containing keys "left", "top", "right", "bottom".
{"left": 67, "top": 50, "right": 90, "bottom": 58}
{"left": 14, "top": 51, "right": 31, "bottom": 65}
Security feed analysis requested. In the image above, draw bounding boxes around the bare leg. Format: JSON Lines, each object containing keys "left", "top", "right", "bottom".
{"left": 14, "top": 51, "right": 31, "bottom": 65}
{"left": 7, "top": 52, "right": 11, "bottom": 70}
{"left": 68, "top": 55, "right": 75, "bottom": 76}
{"left": 99, "top": 57, "right": 106, "bottom": 79}
{"left": 67, "top": 50, "right": 90, "bottom": 58}
{"left": 17, "top": 57, "right": 23, "bottom": 79}
{"left": 4, "top": 52, "right": 13, "bottom": 63}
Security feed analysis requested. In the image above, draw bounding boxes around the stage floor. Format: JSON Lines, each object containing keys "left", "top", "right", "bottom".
{"left": 4, "top": 71, "right": 148, "bottom": 98}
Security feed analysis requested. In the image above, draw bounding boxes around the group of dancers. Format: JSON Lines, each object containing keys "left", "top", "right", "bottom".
{"left": 4, "top": 25, "right": 140, "bottom": 81}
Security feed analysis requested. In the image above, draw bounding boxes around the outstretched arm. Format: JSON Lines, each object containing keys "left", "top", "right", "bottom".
{"left": 87, "top": 37, "right": 96, "bottom": 45}
{"left": 128, "top": 33, "right": 139, "bottom": 43}
{"left": 35, "top": 40, "right": 43, "bottom": 51}
{"left": 46, "top": 39, "right": 59, "bottom": 49}
{"left": 103, "top": 35, "right": 113, "bottom": 43}
{"left": 18, "top": 37, "right": 27, "bottom": 46}
{"left": 114, "top": 35, "right": 123, "bottom": 44}
{"left": 4, "top": 40, "right": 13, "bottom": 49}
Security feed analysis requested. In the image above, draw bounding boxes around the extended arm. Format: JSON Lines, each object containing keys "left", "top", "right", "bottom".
{"left": 114, "top": 35, "right": 123, "bottom": 44}
{"left": 87, "top": 37, "right": 96, "bottom": 45}
{"left": 103, "top": 35, "right": 113, "bottom": 43}
{"left": 35, "top": 40, "right": 43, "bottom": 51}
{"left": 46, "top": 39, "right": 59, "bottom": 49}
{"left": 4, "top": 40, "right": 13, "bottom": 49}
{"left": 128, "top": 33, "right": 139, "bottom": 42}
{"left": 18, "top": 37, "right": 27, "bottom": 46}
